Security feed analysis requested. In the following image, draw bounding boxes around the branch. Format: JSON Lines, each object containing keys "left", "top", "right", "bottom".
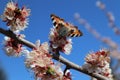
{"left": 96, "top": 0, "right": 120, "bottom": 35}
{"left": 0, "top": 28, "right": 35, "bottom": 49}
{"left": 0, "top": 27, "right": 109, "bottom": 80}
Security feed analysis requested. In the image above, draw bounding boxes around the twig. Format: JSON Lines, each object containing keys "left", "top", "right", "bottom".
{"left": 96, "top": 0, "right": 120, "bottom": 35}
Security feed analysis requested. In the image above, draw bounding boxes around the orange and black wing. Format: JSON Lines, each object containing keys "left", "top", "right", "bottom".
{"left": 50, "top": 14, "right": 83, "bottom": 37}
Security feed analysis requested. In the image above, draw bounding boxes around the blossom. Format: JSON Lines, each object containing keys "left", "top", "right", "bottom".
{"left": 62, "top": 70, "right": 72, "bottom": 80}
{"left": 96, "top": 1, "right": 105, "bottom": 10}
{"left": 40, "top": 63, "right": 64, "bottom": 80}
{"left": 63, "top": 39, "right": 72, "bottom": 55}
{"left": 25, "top": 42, "right": 52, "bottom": 68}
{"left": 3, "top": 36, "right": 24, "bottom": 57}
{"left": 83, "top": 49, "right": 113, "bottom": 80}
{"left": 1, "top": 1, "right": 30, "bottom": 32}
{"left": 49, "top": 26, "right": 72, "bottom": 55}
{"left": 25, "top": 41, "right": 64, "bottom": 80}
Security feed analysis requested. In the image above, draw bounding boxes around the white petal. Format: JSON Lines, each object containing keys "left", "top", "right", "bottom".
{"left": 35, "top": 40, "right": 40, "bottom": 49}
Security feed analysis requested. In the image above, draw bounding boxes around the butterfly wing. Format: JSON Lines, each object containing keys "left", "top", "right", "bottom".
{"left": 51, "top": 14, "right": 69, "bottom": 37}
{"left": 50, "top": 14, "right": 64, "bottom": 28}
{"left": 66, "top": 23, "right": 83, "bottom": 37}
{"left": 50, "top": 14, "right": 83, "bottom": 37}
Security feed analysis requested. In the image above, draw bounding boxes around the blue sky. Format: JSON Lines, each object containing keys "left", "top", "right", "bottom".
{"left": 0, "top": 0, "right": 120, "bottom": 80}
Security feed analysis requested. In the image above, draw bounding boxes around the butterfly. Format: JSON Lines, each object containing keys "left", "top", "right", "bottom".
{"left": 50, "top": 14, "right": 83, "bottom": 37}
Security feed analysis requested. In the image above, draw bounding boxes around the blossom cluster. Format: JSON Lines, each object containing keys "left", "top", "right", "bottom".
{"left": 1, "top": 1, "right": 30, "bottom": 32}
{"left": 83, "top": 49, "right": 113, "bottom": 80}
{"left": 25, "top": 41, "right": 72, "bottom": 80}
{"left": 1, "top": 1, "right": 30, "bottom": 56}
{"left": 49, "top": 26, "right": 72, "bottom": 55}
{"left": 3, "top": 35, "right": 25, "bottom": 57}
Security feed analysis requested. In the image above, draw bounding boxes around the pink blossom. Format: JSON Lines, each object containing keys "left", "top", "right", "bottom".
{"left": 96, "top": 1, "right": 105, "bottom": 10}
{"left": 25, "top": 41, "right": 65, "bottom": 79}
{"left": 1, "top": 1, "right": 30, "bottom": 32}
{"left": 49, "top": 27, "right": 72, "bottom": 55}
{"left": 63, "top": 70, "right": 72, "bottom": 80}
{"left": 3, "top": 36, "right": 24, "bottom": 56}
{"left": 83, "top": 49, "right": 113, "bottom": 80}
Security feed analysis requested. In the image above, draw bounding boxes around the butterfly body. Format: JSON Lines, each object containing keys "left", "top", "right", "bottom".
{"left": 50, "top": 14, "right": 83, "bottom": 37}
